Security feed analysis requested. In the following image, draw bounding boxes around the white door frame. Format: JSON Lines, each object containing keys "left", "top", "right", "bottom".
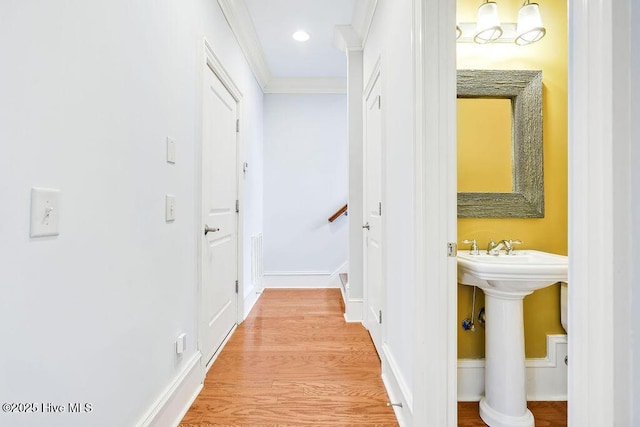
{"left": 567, "top": 1, "right": 634, "bottom": 425}
{"left": 412, "top": 0, "right": 458, "bottom": 425}
{"left": 413, "top": 0, "right": 636, "bottom": 426}
{"left": 197, "top": 38, "right": 245, "bottom": 374}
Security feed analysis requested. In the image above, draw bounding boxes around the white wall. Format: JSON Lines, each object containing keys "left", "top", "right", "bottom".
{"left": 240, "top": 67, "right": 265, "bottom": 304}
{"left": 631, "top": 0, "right": 640, "bottom": 423}
{"left": 363, "top": 0, "right": 416, "bottom": 399}
{"left": 263, "top": 94, "right": 348, "bottom": 275}
{"left": 0, "top": 2, "right": 262, "bottom": 426}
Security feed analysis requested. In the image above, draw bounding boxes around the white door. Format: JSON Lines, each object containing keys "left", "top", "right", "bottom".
{"left": 201, "top": 66, "right": 238, "bottom": 368}
{"left": 363, "top": 74, "right": 383, "bottom": 356}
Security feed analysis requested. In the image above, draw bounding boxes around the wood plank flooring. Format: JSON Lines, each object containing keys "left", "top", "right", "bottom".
{"left": 179, "top": 288, "right": 567, "bottom": 426}
{"left": 179, "top": 288, "right": 399, "bottom": 426}
{"left": 458, "top": 401, "right": 567, "bottom": 426}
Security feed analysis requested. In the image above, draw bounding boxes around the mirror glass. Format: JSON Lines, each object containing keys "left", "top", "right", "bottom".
{"left": 457, "top": 69, "right": 544, "bottom": 218}
{"left": 457, "top": 98, "right": 512, "bottom": 193}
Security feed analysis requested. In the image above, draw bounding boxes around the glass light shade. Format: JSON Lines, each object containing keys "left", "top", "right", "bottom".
{"left": 515, "top": 3, "right": 546, "bottom": 45}
{"left": 474, "top": 1, "right": 502, "bottom": 43}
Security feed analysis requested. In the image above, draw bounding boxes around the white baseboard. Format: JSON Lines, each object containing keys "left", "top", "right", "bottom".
{"left": 243, "top": 284, "right": 262, "bottom": 320}
{"left": 138, "top": 352, "right": 203, "bottom": 427}
{"left": 381, "top": 344, "right": 413, "bottom": 427}
{"left": 263, "top": 272, "right": 338, "bottom": 288}
{"left": 457, "top": 334, "right": 568, "bottom": 402}
{"left": 343, "top": 297, "right": 363, "bottom": 322}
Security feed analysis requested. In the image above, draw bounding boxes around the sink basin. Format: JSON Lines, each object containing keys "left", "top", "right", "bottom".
{"left": 457, "top": 249, "right": 568, "bottom": 426}
{"left": 458, "top": 250, "right": 567, "bottom": 293}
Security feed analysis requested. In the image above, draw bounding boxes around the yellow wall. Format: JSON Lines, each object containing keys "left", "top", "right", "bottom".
{"left": 456, "top": 0, "right": 567, "bottom": 358}
{"left": 458, "top": 98, "right": 512, "bottom": 192}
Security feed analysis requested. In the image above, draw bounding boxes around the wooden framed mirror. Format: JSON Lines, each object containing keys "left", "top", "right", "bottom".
{"left": 457, "top": 69, "right": 544, "bottom": 218}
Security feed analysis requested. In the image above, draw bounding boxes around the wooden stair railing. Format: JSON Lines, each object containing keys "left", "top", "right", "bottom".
{"left": 328, "top": 204, "right": 348, "bottom": 222}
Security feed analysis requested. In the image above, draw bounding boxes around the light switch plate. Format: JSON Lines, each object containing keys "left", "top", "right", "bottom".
{"left": 175, "top": 333, "right": 187, "bottom": 355}
{"left": 30, "top": 187, "right": 60, "bottom": 237}
{"left": 167, "top": 137, "right": 176, "bottom": 164}
{"left": 165, "top": 195, "right": 176, "bottom": 222}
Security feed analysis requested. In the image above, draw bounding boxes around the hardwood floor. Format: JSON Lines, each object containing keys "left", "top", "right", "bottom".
{"left": 179, "top": 288, "right": 399, "bottom": 426}
{"left": 458, "top": 401, "right": 567, "bottom": 426}
{"left": 179, "top": 288, "right": 567, "bottom": 426}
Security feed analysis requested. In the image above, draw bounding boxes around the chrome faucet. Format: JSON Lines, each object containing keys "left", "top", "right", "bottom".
{"left": 487, "top": 239, "right": 499, "bottom": 255}
{"left": 487, "top": 239, "right": 522, "bottom": 255}
{"left": 503, "top": 239, "right": 522, "bottom": 254}
{"left": 463, "top": 239, "right": 479, "bottom": 255}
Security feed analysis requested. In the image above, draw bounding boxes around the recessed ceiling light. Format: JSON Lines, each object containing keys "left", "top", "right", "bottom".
{"left": 292, "top": 30, "right": 310, "bottom": 42}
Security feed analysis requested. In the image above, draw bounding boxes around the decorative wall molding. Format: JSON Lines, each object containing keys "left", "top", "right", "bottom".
{"left": 381, "top": 344, "right": 414, "bottom": 427}
{"left": 457, "top": 334, "right": 568, "bottom": 402}
{"left": 138, "top": 353, "right": 202, "bottom": 427}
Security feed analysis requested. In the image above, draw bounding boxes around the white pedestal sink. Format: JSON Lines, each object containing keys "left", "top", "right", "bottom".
{"left": 457, "top": 250, "right": 567, "bottom": 427}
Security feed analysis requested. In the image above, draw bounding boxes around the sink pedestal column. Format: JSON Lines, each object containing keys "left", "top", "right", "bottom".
{"left": 480, "top": 288, "right": 535, "bottom": 427}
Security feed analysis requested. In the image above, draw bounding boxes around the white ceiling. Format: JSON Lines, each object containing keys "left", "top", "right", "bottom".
{"left": 243, "top": 0, "right": 357, "bottom": 79}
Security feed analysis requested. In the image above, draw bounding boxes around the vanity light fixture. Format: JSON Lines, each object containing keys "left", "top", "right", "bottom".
{"left": 457, "top": 0, "right": 546, "bottom": 45}
{"left": 292, "top": 30, "right": 310, "bottom": 42}
{"left": 515, "top": 0, "right": 546, "bottom": 45}
{"left": 474, "top": 0, "right": 502, "bottom": 44}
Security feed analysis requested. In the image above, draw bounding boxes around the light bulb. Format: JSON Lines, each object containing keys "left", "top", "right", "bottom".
{"left": 292, "top": 30, "right": 310, "bottom": 42}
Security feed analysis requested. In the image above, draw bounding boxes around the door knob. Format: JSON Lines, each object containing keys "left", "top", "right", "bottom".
{"left": 204, "top": 225, "right": 220, "bottom": 235}
{"left": 362, "top": 223, "right": 370, "bottom": 230}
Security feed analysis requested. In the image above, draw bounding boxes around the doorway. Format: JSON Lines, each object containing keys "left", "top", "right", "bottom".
{"left": 199, "top": 42, "right": 242, "bottom": 370}
{"left": 411, "top": 0, "right": 633, "bottom": 425}
{"left": 363, "top": 69, "right": 384, "bottom": 356}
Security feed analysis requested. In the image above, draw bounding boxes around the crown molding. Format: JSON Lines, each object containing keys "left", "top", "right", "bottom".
{"left": 334, "top": 25, "right": 363, "bottom": 53}
{"left": 217, "top": 0, "right": 271, "bottom": 90}
{"left": 218, "top": 0, "right": 359, "bottom": 94}
{"left": 351, "top": 0, "right": 378, "bottom": 46}
{"left": 265, "top": 78, "right": 347, "bottom": 94}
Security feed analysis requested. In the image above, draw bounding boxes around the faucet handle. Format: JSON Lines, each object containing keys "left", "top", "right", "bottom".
{"left": 462, "top": 239, "right": 479, "bottom": 255}
{"left": 506, "top": 239, "right": 523, "bottom": 254}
